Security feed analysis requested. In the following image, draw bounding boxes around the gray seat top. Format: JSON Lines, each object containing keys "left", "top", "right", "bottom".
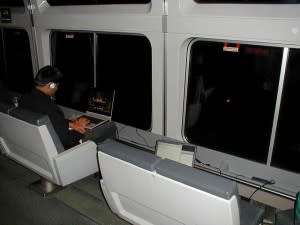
{"left": 155, "top": 158, "right": 238, "bottom": 200}
{"left": 98, "top": 139, "right": 161, "bottom": 171}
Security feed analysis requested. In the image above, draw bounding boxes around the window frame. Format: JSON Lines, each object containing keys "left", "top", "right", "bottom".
{"left": 194, "top": 0, "right": 300, "bottom": 3}
{"left": 271, "top": 48, "right": 300, "bottom": 174}
{"left": 182, "top": 38, "right": 300, "bottom": 196}
{"left": 50, "top": 30, "right": 153, "bottom": 131}
{"left": 183, "top": 38, "right": 287, "bottom": 164}
{"left": 46, "top": 0, "right": 151, "bottom": 6}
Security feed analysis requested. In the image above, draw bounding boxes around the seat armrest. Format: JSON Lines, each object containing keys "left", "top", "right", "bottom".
{"left": 53, "top": 141, "right": 98, "bottom": 186}
{"left": 155, "top": 158, "right": 238, "bottom": 200}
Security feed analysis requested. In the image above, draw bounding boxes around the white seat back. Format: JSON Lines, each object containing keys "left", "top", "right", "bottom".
{"left": 0, "top": 109, "right": 60, "bottom": 183}
{"left": 0, "top": 103, "right": 98, "bottom": 186}
{"left": 98, "top": 139, "right": 243, "bottom": 225}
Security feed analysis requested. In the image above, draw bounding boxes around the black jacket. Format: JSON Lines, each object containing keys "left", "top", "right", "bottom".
{"left": 20, "top": 89, "right": 83, "bottom": 149}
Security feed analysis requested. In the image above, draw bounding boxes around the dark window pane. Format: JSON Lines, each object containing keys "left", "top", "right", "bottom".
{"left": 97, "top": 33, "right": 152, "bottom": 130}
{"left": 272, "top": 49, "right": 300, "bottom": 173}
{"left": 47, "top": 0, "right": 150, "bottom": 6}
{"left": 0, "top": 0, "right": 24, "bottom": 7}
{"left": 0, "top": 29, "right": 4, "bottom": 82}
{"left": 185, "top": 41, "right": 282, "bottom": 163}
{"left": 52, "top": 32, "right": 94, "bottom": 111}
{"left": 3, "top": 28, "right": 34, "bottom": 94}
{"left": 195, "top": 0, "right": 300, "bottom": 3}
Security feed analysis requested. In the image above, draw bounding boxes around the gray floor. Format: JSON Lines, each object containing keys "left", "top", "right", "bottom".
{"left": 0, "top": 154, "right": 130, "bottom": 225}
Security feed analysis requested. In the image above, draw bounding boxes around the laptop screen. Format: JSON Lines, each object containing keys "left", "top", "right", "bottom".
{"left": 86, "top": 89, "right": 115, "bottom": 117}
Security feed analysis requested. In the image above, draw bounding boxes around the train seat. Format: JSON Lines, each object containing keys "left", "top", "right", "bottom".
{"left": 0, "top": 102, "right": 98, "bottom": 195}
{"left": 97, "top": 139, "right": 265, "bottom": 225}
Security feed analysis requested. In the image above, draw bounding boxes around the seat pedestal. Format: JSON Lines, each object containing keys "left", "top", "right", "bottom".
{"left": 29, "top": 177, "right": 63, "bottom": 197}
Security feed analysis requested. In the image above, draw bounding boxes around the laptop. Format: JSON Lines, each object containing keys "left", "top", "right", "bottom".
{"left": 76, "top": 89, "right": 115, "bottom": 130}
{"left": 155, "top": 140, "right": 196, "bottom": 167}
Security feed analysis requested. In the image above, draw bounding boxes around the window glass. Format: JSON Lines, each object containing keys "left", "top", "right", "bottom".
{"left": 0, "top": 0, "right": 24, "bottom": 7}
{"left": 194, "top": 0, "right": 300, "bottom": 3}
{"left": 2, "top": 28, "right": 34, "bottom": 94}
{"left": 271, "top": 49, "right": 300, "bottom": 173}
{"left": 47, "top": 0, "right": 150, "bottom": 6}
{"left": 96, "top": 33, "right": 152, "bottom": 130}
{"left": 0, "top": 29, "right": 4, "bottom": 82}
{"left": 52, "top": 32, "right": 94, "bottom": 112}
{"left": 185, "top": 40, "right": 282, "bottom": 163}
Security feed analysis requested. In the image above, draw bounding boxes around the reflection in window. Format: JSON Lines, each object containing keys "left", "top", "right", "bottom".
{"left": 194, "top": 0, "right": 300, "bottom": 3}
{"left": 97, "top": 33, "right": 152, "bottom": 130}
{"left": 47, "top": 0, "right": 150, "bottom": 6}
{"left": 272, "top": 49, "right": 300, "bottom": 173}
{"left": 52, "top": 32, "right": 94, "bottom": 112}
{"left": 51, "top": 31, "right": 152, "bottom": 130}
{"left": 2, "top": 28, "right": 34, "bottom": 94}
{"left": 185, "top": 41, "right": 282, "bottom": 163}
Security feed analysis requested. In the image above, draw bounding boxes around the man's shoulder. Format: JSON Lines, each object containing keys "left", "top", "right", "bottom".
{"left": 22, "top": 89, "right": 49, "bottom": 101}
{"left": 20, "top": 89, "right": 54, "bottom": 111}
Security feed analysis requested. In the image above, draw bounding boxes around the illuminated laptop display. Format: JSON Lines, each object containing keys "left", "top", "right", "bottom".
{"left": 78, "top": 89, "right": 115, "bottom": 129}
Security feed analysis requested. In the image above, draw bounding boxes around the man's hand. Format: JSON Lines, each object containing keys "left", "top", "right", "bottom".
{"left": 69, "top": 117, "right": 90, "bottom": 134}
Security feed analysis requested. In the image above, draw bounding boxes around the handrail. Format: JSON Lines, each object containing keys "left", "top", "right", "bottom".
{"left": 194, "top": 163, "right": 296, "bottom": 201}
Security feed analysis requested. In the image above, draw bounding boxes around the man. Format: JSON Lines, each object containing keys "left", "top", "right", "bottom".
{"left": 20, "top": 65, "right": 90, "bottom": 149}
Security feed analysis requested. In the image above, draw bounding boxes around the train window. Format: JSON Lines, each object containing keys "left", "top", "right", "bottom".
{"left": 51, "top": 32, "right": 94, "bottom": 112}
{"left": 47, "top": 0, "right": 150, "bottom": 6}
{"left": 0, "top": 29, "right": 4, "bottom": 83}
{"left": 185, "top": 40, "right": 282, "bottom": 163}
{"left": 96, "top": 33, "right": 152, "bottom": 130}
{"left": 2, "top": 28, "right": 34, "bottom": 94}
{"left": 194, "top": 0, "right": 300, "bottom": 3}
{"left": 0, "top": 0, "right": 24, "bottom": 7}
{"left": 271, "top": 49, "right": 300, "bottom": 173}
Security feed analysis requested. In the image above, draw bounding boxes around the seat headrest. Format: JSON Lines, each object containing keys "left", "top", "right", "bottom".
{"left": 98, "top": 139, "right": 161, "bottom": 171}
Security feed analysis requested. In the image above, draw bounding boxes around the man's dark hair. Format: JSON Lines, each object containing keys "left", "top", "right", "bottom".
{"left": 34, "top": 65, "right": 63, "bottom": 86}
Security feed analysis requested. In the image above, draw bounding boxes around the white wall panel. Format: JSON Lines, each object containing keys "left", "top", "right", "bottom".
{"left": 167, "top": 0, "right": 300, "bottom": 46}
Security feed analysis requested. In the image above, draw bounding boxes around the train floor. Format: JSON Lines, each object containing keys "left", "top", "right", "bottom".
{"left": 0, "top": 154, "right": 130, "bottom": 225}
